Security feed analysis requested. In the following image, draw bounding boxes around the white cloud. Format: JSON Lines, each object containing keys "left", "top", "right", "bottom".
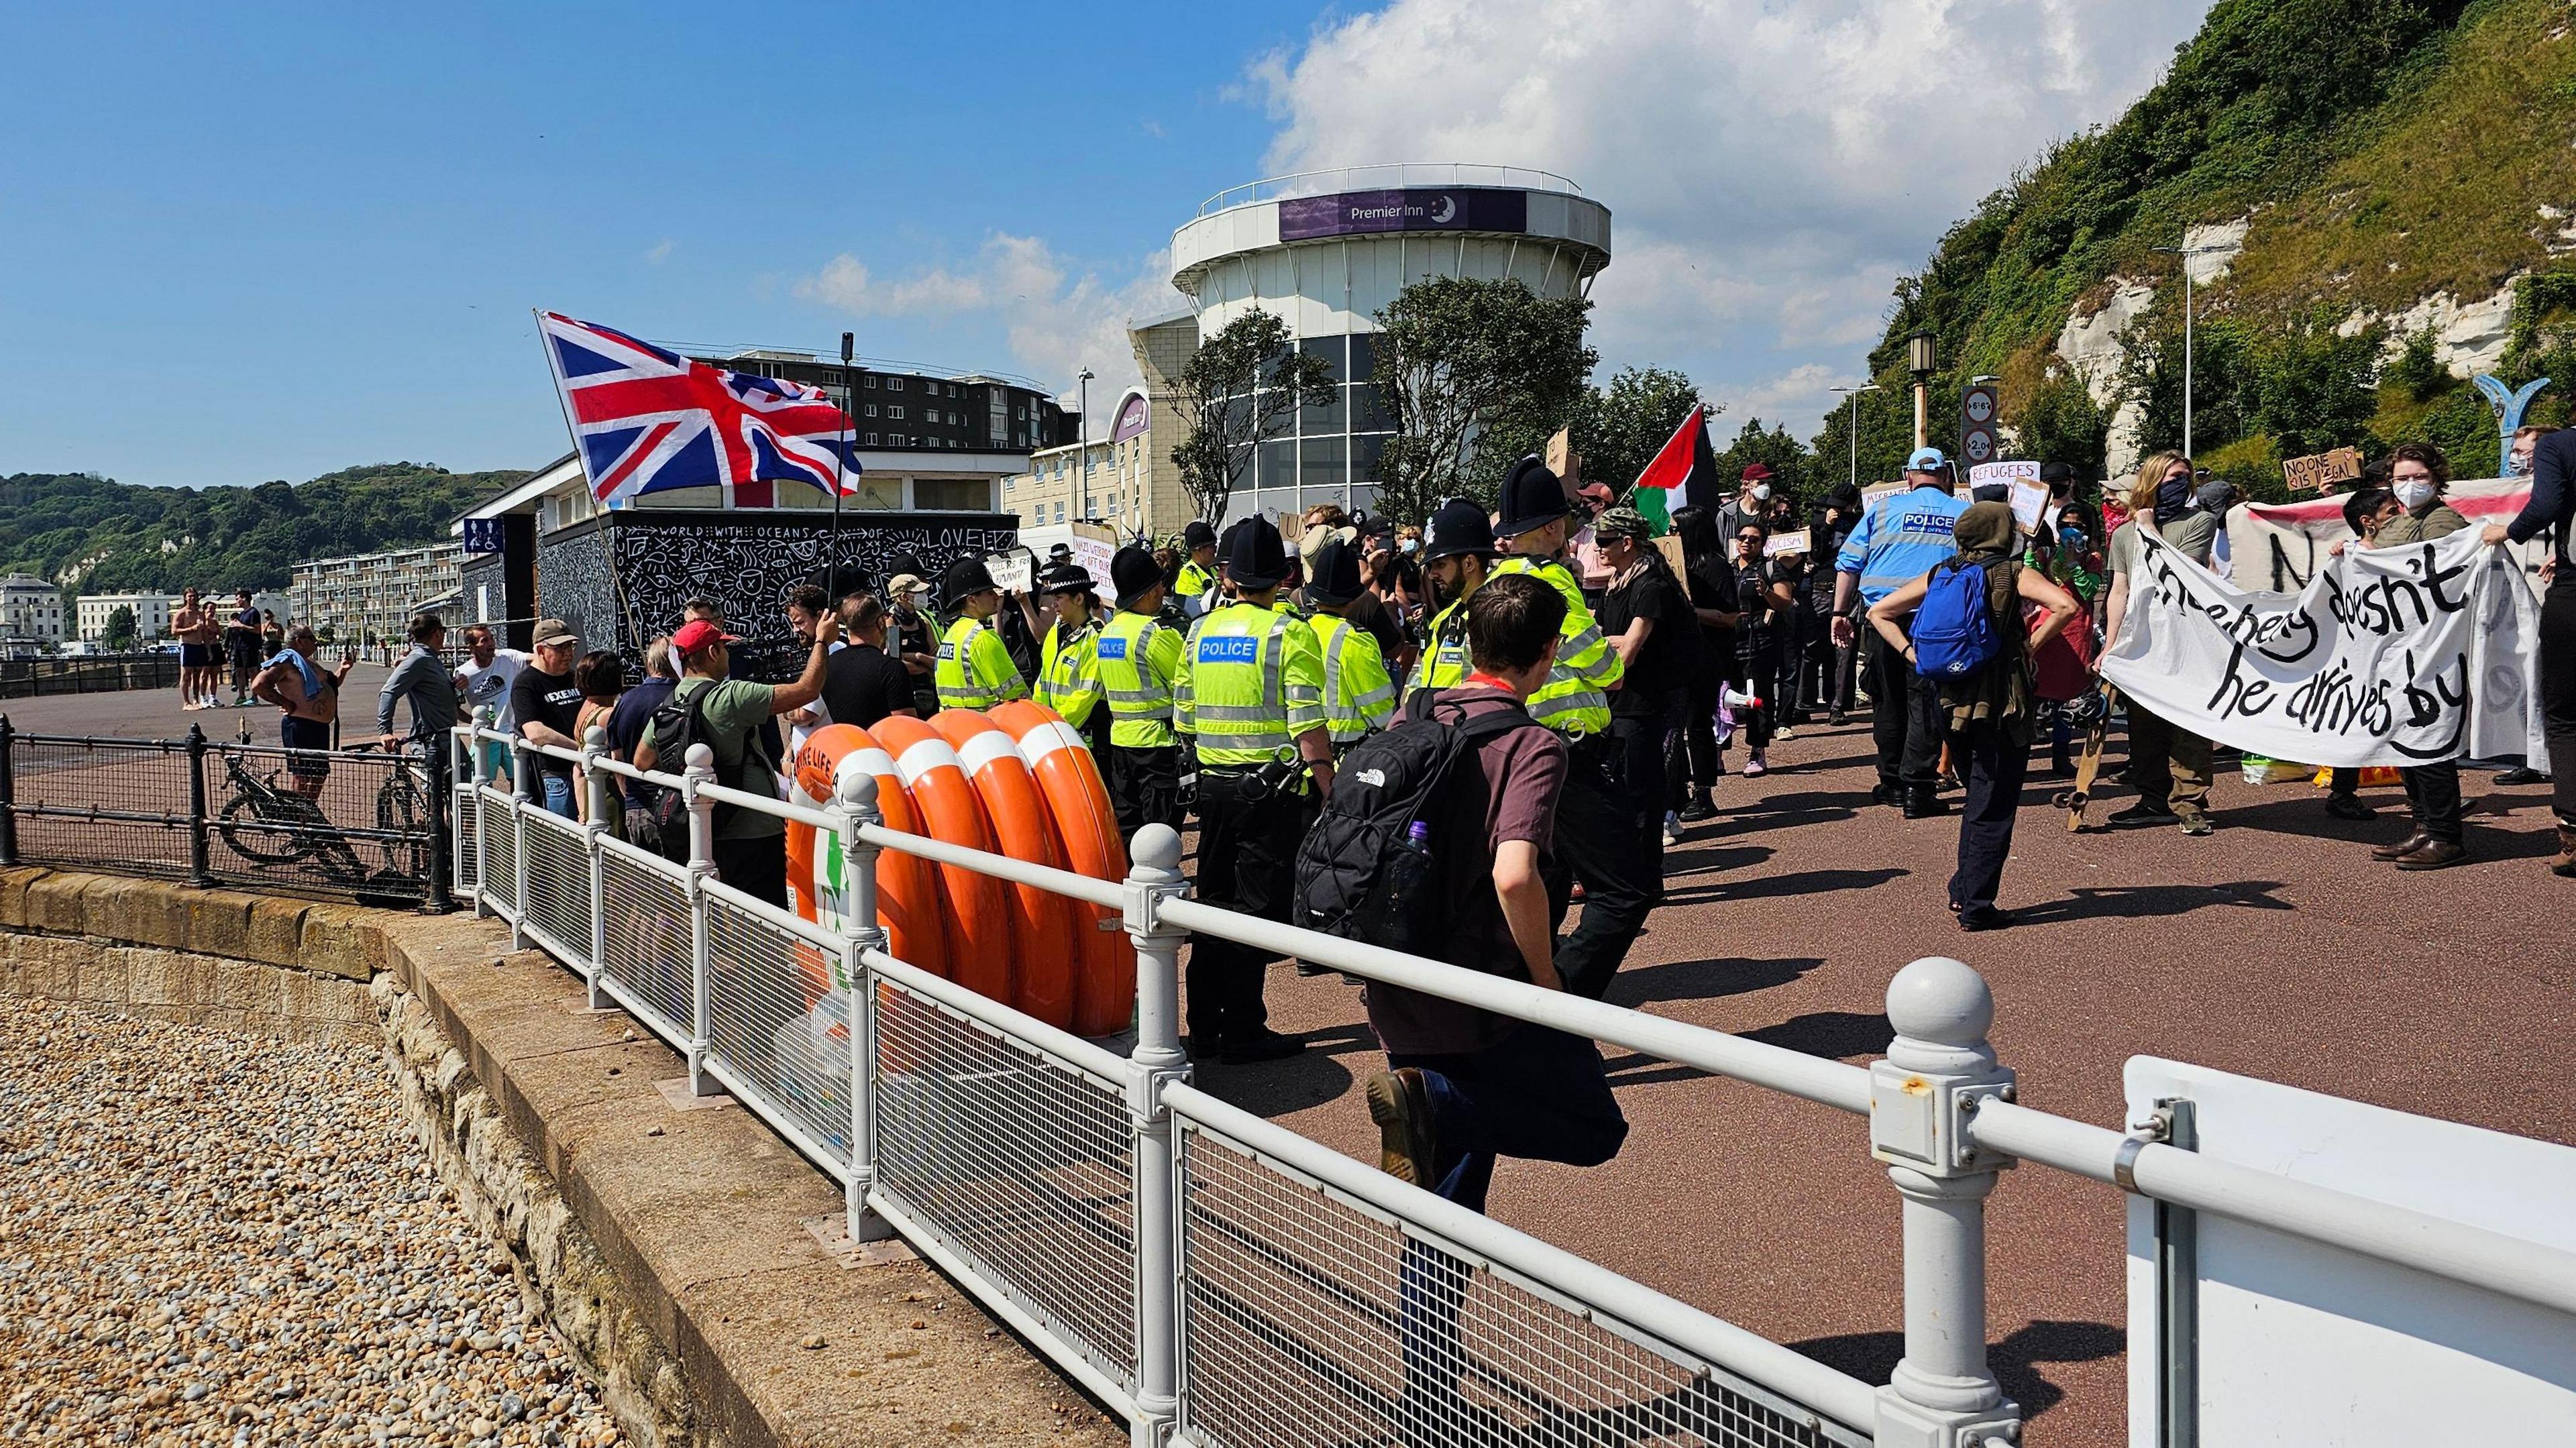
{"left": 1254, "top": 0, "right": 2216, "bottom": 434}
{"left": 645, "top": 238, "right": 674, "bottom": 266}
{"left": 1712, "top": 362, "right": 1845, "bottom": 435}
{"left": 795, "top": 235, "right": 1187, "bottom": 426}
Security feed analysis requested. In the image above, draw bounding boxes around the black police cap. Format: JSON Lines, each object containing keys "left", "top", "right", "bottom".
{"left": 1304, "top": 534, "right": 1364, "bottom": 606}
{"left": 1110, "top": 546, "right": 1164, "bottom": 608}
{"left": 1224, "top": 518, "right": 1289, "bottom": 590}
{"left": 1493, "top": 455, "right": 1570, "bottom": 538}
{"left": 1419, "top": 498, "right": 1499, "bottom": 562}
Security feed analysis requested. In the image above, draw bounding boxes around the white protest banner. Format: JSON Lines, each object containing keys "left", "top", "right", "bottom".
{"left": 2101, "top": 528, "right": 2544, "bottom": 769}
{"left": 2230, "top": 477, "right": 2544, "bottom": 591}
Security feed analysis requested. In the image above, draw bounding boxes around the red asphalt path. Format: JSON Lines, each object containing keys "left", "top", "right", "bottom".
{"left": 1188, "top": 715, "right": 2576, "bottom": 1448}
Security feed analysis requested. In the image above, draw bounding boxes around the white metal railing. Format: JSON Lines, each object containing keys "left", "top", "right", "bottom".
{"left": 1192, "top": 164, "right": 1587, "bottom": 219}
{"left": 449, "top": 714, "right": 2576, "bottom": 1448}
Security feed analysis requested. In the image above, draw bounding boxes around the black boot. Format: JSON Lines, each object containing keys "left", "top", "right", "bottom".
{"left": 1676, "top": 785, "right": 1717, "bottom": 822}
{"left": 1903, "top": 789, "right": 1951, "bottom": 819}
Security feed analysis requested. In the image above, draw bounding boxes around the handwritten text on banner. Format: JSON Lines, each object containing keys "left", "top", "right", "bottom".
{"left": 2101, "top": 527, "right": 2544, "bottom": 769}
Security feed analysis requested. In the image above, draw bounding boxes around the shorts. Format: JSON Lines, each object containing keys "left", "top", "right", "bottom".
{"left": 281, "top": 717, "right": 333, "bottom": 779}
{"left": 180, "top": 644, "right": 213, "bottom": 668}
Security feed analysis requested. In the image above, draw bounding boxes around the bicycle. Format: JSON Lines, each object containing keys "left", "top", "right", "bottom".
{"left": 212, "top": 733, "right": 374, "bottom": 884}
{"left": 211, "top": 726, "right": 432, "bottom": 887}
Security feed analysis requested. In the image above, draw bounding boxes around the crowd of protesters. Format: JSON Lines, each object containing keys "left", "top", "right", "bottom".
{"left": 353, "top": 423, "right": 2575, "bottom": 1249}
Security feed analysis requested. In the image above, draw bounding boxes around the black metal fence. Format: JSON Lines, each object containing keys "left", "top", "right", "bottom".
{"left": 0, "top": 715, "right": 453, "bottom": 909}
{"left": 0, "top": 654, "right": 182, "bottom": 699}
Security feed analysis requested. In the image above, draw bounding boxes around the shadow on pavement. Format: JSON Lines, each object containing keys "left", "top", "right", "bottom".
{"left": 2009, "top": 880, "right": 2290, "bottom": 925}
{"left": 1662, "top": 867, "right": 1908, "bottom": 907}
{"left": 1657, "top": 842, "right": 1774, "bottom": 877}
{"left": 1737, "top": 1010, "right": 1892, "bottom": 1062}
{"left": 1604, "top": 955, "right": 1823, "bottom": 1008}
{"left": 1788, "top": 1319, "right": 2124, "bottom": 1421}
{"left": 1599, "top": 1009, "right": 1894, "bottom": 1089}
{"left": 1201, "top": 1020, "right": 1373, "bottom": 1118}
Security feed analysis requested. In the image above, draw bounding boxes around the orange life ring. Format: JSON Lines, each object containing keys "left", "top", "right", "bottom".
{"left": 788, "top": 723, "right": 949, "bottom": 981}
{"left": 867, "top": 714, "right": 1014, "bottom": 1005}
{"left": 989, "top": 701, "right": 1136, "bottom": 1037}
{"left": 932, "top": 709, "right": 1078, "bottom": 1029}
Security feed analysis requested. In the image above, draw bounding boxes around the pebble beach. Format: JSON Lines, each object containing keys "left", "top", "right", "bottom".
{"left": 0, "top": 994, "right": 625, "bottom": 1447}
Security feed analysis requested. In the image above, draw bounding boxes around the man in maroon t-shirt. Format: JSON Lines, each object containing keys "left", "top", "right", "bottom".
{"left": 1362, "top": 573, "right": 1629, "bottom": 1216}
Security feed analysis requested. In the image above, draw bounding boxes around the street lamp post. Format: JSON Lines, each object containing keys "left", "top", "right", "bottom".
{"left": 2154, "top": 243, "right": 2233, "bottom": 457}
{"left": 1076, "top": 368, "right": 1095, "bottom": 522}
{"left": 1906, "top": 330, "right": 1937, "bottom": 449}
{"left": 1831, "top": 383, "right": 1882, "bottom": 490}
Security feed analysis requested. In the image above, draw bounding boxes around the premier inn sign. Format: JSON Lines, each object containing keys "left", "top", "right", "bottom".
{"left": 1275, "top": 186, "right": 1530, "bottom": 241}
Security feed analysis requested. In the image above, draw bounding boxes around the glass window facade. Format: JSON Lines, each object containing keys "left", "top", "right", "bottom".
{"left": 1221, "top": 326, "right": 1393, "bottom": 527}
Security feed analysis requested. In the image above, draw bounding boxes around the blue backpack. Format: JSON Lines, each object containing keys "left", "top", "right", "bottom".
{"left": 1910, "top": 559, "right": 2002, "bottom": 678}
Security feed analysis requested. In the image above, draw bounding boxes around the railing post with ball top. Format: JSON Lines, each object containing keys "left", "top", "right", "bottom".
{"left": 581, "top": 724, "right": 612, "bottom": 1006}
{"left": 1122, "top": 822, "right": 1191, "bottom": 1447}
{"left": 1870, "top": 956, "right": 2020, "bottom": 1448}
{"left": 465, "top": 710, "right": 493, "bottom": 919}
{"left": 508, "top": 731, "right": 533, "bottom": 950}
{"left": 832, "top": 768, "right": 892, "bottom": 1244}
{"left": 684, "top": 742, "right": 720, "bottom": 1097}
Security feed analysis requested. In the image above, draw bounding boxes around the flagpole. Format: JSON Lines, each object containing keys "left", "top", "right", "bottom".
{"left": 828, "top": 331, "right": 854, "bottom": 596}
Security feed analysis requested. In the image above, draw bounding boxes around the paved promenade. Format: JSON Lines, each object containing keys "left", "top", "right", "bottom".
{"left": 1209, "top": 715, "right": 2576, "bottom": 1448}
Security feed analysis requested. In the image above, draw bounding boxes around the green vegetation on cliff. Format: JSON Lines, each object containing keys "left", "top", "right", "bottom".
{"left": 0, "top": 463, "right": 529, "bottom": 597}
{"left": 1815, "top": 0, "right": 2576, "bottom": 496}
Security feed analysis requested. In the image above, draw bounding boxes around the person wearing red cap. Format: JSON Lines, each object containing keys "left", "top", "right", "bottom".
{"left": 635, "top": 612, "right": 839, "bottom": 906}
{"left": 1715, "top": 463, "right": 1775, "bottom": 545}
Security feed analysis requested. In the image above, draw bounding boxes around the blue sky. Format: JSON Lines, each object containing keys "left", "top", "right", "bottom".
{"left": 0, "top": 2, "right": 2211, "bottom": 492}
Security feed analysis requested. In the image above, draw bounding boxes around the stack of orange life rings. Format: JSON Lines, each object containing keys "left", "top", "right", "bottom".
{"left": 785, "top": 703, "right": 1136, "bottom": 1036}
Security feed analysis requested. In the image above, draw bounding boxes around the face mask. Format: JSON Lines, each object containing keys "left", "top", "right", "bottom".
{"left": 2393, "top": 479, "right": 2435, "bottom": 511}
{"left": 1399, "top": 538, "right": 1418, "bottom": 555}
{"left": 2508, "top": 451, "right": 2533, "bottom": 478}
{"left": 1749, "top": 484, "right": 1772, "bottom": 502}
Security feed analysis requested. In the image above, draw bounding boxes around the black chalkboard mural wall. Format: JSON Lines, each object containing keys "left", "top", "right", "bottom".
{"left": 535, "top": 509, "right": 1018, "bottom": 676}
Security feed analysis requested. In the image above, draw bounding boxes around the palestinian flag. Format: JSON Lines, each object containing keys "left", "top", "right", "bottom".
{"left": 1629, "top": 405, "right": 1719, "bottom": 534}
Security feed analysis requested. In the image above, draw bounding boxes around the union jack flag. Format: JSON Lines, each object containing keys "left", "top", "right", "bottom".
{"left": 536, "top": 310, "right": 860, "bottom": 508}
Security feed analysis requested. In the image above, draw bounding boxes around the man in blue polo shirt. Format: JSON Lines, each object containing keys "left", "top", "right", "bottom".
{"left": 1831, "top": 447, "right": 1970, "bottom": 816}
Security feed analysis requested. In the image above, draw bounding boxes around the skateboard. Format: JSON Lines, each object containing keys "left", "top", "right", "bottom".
{"left": 2054, "top": 685, "right": 2116, "bottom": 832}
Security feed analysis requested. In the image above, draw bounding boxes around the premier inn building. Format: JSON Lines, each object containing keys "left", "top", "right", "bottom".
{"left": 1161, "top": 166, "right": 1611, "bottom": 526}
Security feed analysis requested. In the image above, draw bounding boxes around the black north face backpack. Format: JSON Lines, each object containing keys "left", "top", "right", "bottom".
{"left": 1294, "top": 689, "right": 1544, "bottom": 960}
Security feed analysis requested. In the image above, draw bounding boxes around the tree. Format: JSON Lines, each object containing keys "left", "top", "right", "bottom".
{"left": 2116, "top": 300, "right": 2251, "bottom": 457}
{"left": 2012, "top": 366, "right": 2112, "bottom": 482}
{"left": 1575, "top": 367, "right": 1706, "bottom": 496}
{"left": 1169, "top": 311, "right": 1338, "bottom": 524}
{"left": 1709, "top": 419, "right": 1815, "bottom": 507}
{"left": 2243, "top": 316, "right": 2381, "bottom": 461}
{"left": 1371, "top": 277, "right": 1595, "bottom": 521}
{"left": 1807, "top": 372, "right": 1921, "bottom": 492}
{"left": 102, "top": 604, "right": 136, "bottom": 651}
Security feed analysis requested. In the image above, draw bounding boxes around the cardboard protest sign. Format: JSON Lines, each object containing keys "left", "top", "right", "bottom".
{"left": 2281, "top": 447, "right": 2363, "bottom": 493}
{"left": 2007, "top": 479, "right": 2050, "bottom": 531}
{"left": 1968, "top": 460, "right": 2040, "bottom": 491}
{"left": 1763, "top": 528, "right": 1811, "bottom": 558}
{"left": 2100, "top": 527, "right": 2544, "bottom": 769}
{"left": 1650, "top": 535, "right": 1688, "bottom": 580}
{"left": 1069, "top": 522, "right": 1118, "bottom": 585}
{"left": 984, "top": 547, "right": 1035, "bottom": 595}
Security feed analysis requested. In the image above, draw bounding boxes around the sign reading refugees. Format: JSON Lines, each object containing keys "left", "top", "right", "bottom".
{"left": 2101, "top": 528, "right": 2544, "bottom": 769}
